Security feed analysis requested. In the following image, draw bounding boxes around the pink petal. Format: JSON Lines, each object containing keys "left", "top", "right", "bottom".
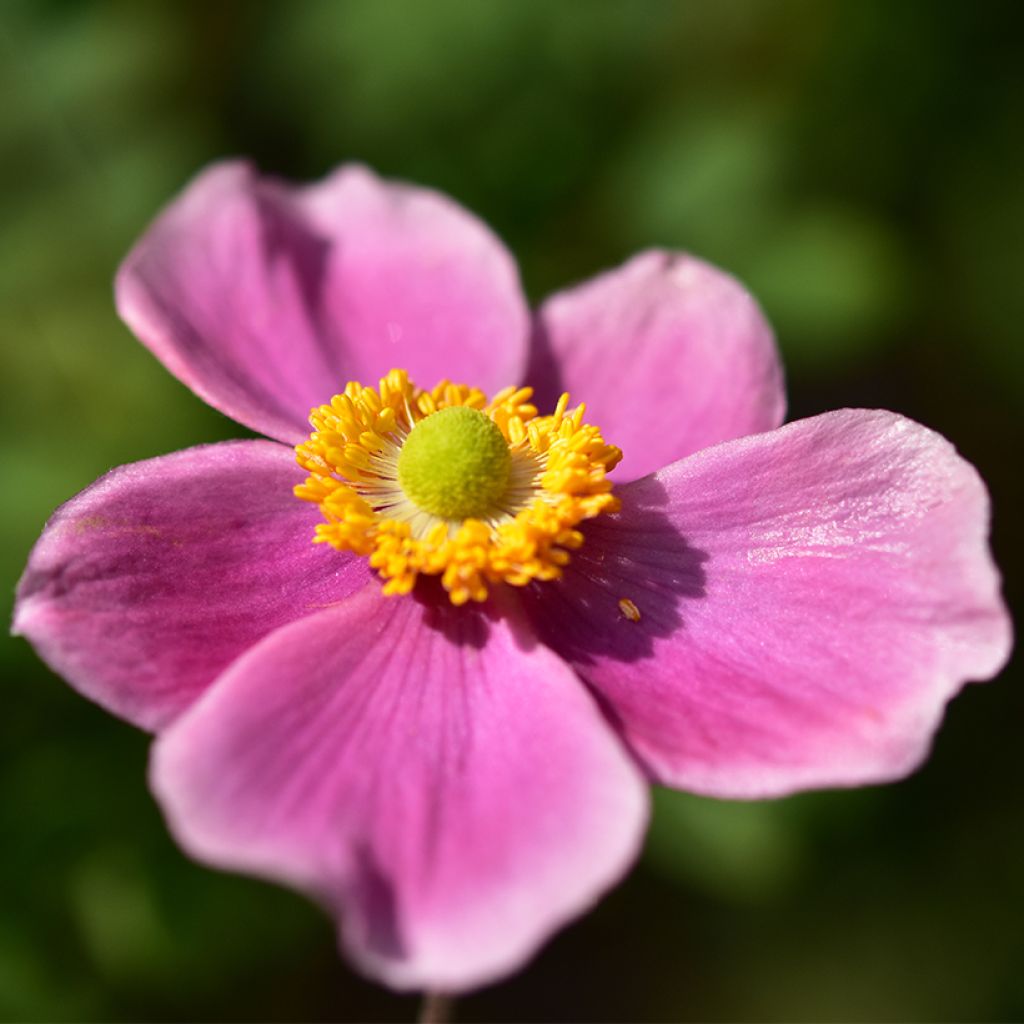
{"left": 13, "top": 441, "right": 368, "bottom": 732}
{"left": 528, "top": 250, "right": 785, "bottom": 480}
{"left": 116, "top": 162, "right": 529, "bottom": 443}
{"left": 150, "top": 586, "right": 647, "bottom": 991}
{"left": 522, "top": 411, "right": 1012, "bottom": 798}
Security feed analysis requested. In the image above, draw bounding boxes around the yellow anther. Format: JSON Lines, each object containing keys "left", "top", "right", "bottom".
{"left": 294, "top": 369, "right": 621, "bottom": 605}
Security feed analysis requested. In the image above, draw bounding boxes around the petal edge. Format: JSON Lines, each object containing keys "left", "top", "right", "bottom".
{"left": 523, "top": 410, "right": 1012, "bottom": 798}
{"left": 13, "top": 440, "right": 369, "bottom": 731}
{"left": 528, "top": 249, "right": 786, "bottom": 480}
{"left": 151, "top": 586, "right": 648, "bottom": 990}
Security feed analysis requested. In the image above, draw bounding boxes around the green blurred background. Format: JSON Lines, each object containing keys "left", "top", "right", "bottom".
{"left": 1, "top": 0, "right": 1021, "bottom": 1020}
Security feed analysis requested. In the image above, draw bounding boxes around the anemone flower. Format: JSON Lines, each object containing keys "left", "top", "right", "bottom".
{"left": 13, "top": 162, "right": 1011, "bottom": 994}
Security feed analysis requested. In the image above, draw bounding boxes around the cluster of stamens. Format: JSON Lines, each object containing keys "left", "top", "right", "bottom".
{"left": 294, "top": 369, "right": 621, "bottom": 605}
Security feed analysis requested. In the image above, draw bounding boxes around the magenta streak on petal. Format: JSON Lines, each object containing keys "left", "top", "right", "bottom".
{"left": 522, "top": 410, "right": 1012, "bottom": 798}
{"left": 527, "top": 249, "right": 786, "bottom": 482}
{"left": 13, "top": 440, "right": 370, "bottom": 732}
{"left": 116, "top": 162, "right": 530, "bottom": 444}
{"left": 150, "top": 583, "right": 648, "bottom": 991}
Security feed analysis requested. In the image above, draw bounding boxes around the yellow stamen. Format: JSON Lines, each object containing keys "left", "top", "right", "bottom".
{"left": 295, "top": 369, "right": 621, "bottom": 605}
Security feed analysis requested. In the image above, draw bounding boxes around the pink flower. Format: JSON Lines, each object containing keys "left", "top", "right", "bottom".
{"left": 13, "top": 162, "right": 1011, "bottom": 992}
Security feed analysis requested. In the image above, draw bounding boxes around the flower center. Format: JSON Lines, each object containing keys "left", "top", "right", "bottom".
{"left": 294, "top": 369, "right": 621, "bottom": 605}
{"left": 397, "top": 406, "right": 511, "bottom": 520}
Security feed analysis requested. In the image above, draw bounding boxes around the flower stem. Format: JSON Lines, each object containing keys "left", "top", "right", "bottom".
{"left": 417, "top": 990, "right": 453, "bottom": 1024}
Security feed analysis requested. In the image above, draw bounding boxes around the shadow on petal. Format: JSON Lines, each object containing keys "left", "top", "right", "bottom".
{"left": 520, "top": 477, "right": 709, "bottom": 666}
{"left": 411, "top": 578, "right": 495, "bottom": 650}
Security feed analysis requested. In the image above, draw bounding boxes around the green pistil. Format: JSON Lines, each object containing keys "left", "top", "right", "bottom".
{"left": 397, "top": 406, "right": 511, "bottom": 520}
